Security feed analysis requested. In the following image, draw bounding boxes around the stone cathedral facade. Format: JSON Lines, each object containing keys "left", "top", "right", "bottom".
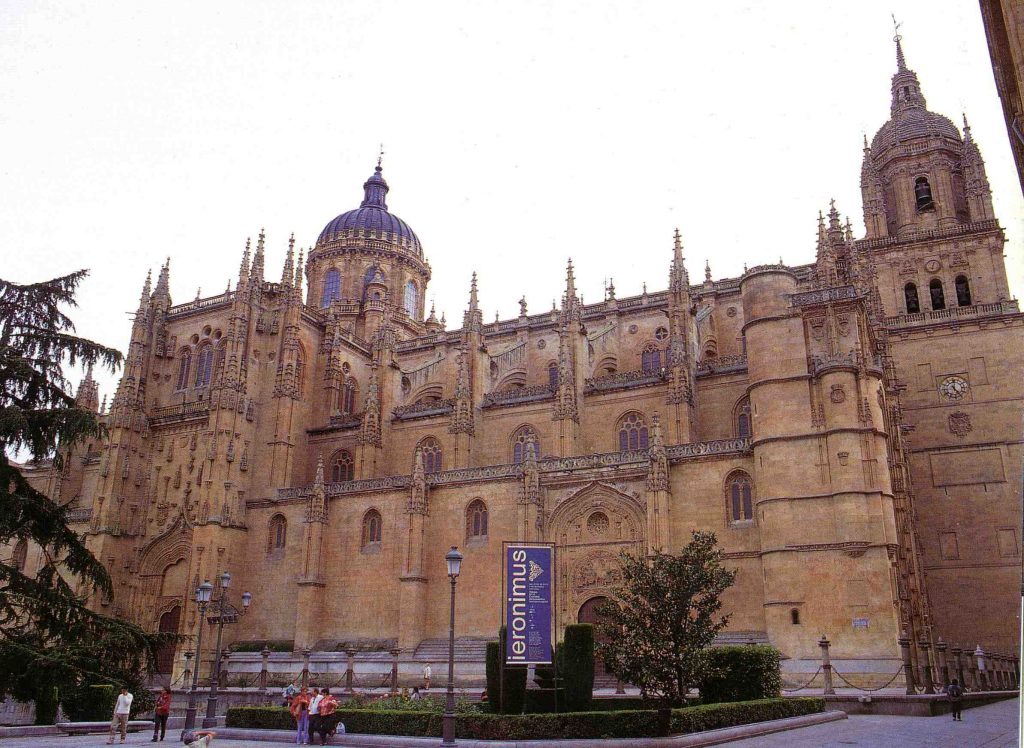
{"left": 16, "top": 39, "right": 1023, "bottom": 684}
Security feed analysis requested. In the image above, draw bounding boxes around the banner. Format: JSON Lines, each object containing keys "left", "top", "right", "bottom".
{"left": 504, "top": 544, "right": 553, "bottom": 665}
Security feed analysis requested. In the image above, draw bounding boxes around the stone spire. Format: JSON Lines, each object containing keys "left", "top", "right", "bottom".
{"left": 281, "top": 233, "right": 295, "bottom": 290}
{"left": 670, "top": 229, "right": 689, "bottom": 291}
{"left": 136, "top": 269, "right": 152, "bottom": 314}
{"left": 307, "top": 453, "right": 328, "bottom": 523}
{"left": 75, "top": 362, "right": 100, "bottom": 412}
{"left": 153, "top": 258, "right": 170, "bottom": 305}
{"left": 251, "top": 229, "right": 266, "bottom": 284}
{"left": 462, "top": 273, "right": 483, "bottom": 332}
{"left": 294, "top": 246, "right": 305, "bottom": 304}
{"left": 646, "top": 412, "right": 668, "bottom": 491}
{"left": 358, "top": 364, "right": 382, "bottom": 447}
{"left": 961, "top": 112, "right": 995, "bottom": 220}
{"left": 407, "top": 448, "right": 428, "bottom": 514}
{"left": 704, "top": 259, "right": 712, "bottom": 284}
{"left": 238, "top": 237, "right": 251, "bottom": 290}
{"left": 449, "top": 346, "right": 475, "bottom": 436}
{"left": 889, "top": 29, "right": 927, "bottom": 115}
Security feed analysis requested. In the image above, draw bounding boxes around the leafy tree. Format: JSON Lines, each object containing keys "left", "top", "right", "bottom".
{"left": 596, "top": 531, "right": 736, "bottom": 711}
{"left": 0, "top": 270, "right": 166, "bottom": 719}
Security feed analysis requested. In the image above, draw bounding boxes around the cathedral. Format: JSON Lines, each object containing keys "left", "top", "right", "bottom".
{"left": 17, "top": 36, "right": 1023, "bottom": 687}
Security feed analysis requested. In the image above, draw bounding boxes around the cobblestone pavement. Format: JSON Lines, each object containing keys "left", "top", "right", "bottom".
{"left": 0, "top": 698, "right": 1018, "bottom": 747}
{"left": 726, "top": 696, "right": 1020, "bottom": 748}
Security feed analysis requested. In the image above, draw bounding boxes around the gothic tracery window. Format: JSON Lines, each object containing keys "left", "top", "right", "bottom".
{"left": 727, "top": 471, "right": 754, "bottom": 523}
{"left": 548, "top": 362, "right": 559, "bottom": 389}
{"left": 955, "top": 275, "right": 972, "bottom": 307}
{"left": 466, "top": 499, "right": 488, "bottom": 540}
{"left": 194, "top": 346, "right": 214, "bottom": 388}
{"left": 641, "top": 344, "right": 662, "bottom": 372}
{"left": 735, "top": 397, "right": 752, "bottom": 438}
{"left": 512, "top": 425, "right": 539, "bottom": 464}
{"left": 340, "top": 377, "right": 357, "bottom": 415}
{"left": 617, "top": 412, "right": 649, "bottom": 451}
{"left": 322, "top": 269, "right": 341, "bottom": 308}
{"left": 404, "top": 280, "right": 418, "bottom": 316}
{"left": 330, "top": 450, "right": 354, "bottom": 482}
{"left": 176, "top": 350, "right": 192, "bottom": 391}
{"left": 929, "top": 278, "right": 946, "bottom": 311}
{"left": 418, "top": 437, "right": 442, "bottom": 474}
{"left": 904, "top": 283, "right": 920, "bottom": 314}
{"left": 361, "top": 508, "right": 382, "bottom": 549}
{"left": 268, "top": 514, "right": 287, "bottom": 553}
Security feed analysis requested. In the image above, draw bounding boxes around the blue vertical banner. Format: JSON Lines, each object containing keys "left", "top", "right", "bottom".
{"left": 504, "top": 544, "right": 553, "bottom": 665}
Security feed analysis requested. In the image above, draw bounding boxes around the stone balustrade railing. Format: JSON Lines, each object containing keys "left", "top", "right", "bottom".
{"left": 392, "top": 398, "right": 455, "bottom": 421}
{"left": 584, "top": 368, "right": 667, "bottom": 394}
{"left": 884, "top": 300, "right": 1019, "bottom": 329}
{"left": 480, "top": 385, "right": 555, "bottom": 408}
{"left": 696, "top": 354, "right": 748, "bottom": 376}
{"left": 149, "top": 400, "right": 210, "bottom": 426}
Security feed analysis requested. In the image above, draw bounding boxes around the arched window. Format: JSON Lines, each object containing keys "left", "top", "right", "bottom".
{"left": 404, "top": 280, "right": 418, "bottom": 316}
{"left": 194, "top": 346, "right": 213, "bottom": 388}
{"left": 418, "top": 438, "right": 442, "bottom": 474}
{"left": 322, "top": 269, "right": 341, "bottom": 308}
{"left": 12, "top": 539, "right": 27, "bottom": 572}
{"left": 955, "top": 275, "right": 972, "bottom": 307}
{"left": 340, "top": 377, "right": 357, "bottom": 415}
{"left": 641, "top": 344, "right": 661, "bottom": 372}
{"left": 929, "top": 278, "right": 946, "bottom": 311}
{"left": 176, "top": 350, "right": 192, "bottom": 391}
{"left": 466, "top": 499, "right": 488, "bottom": 540}
{"left": 330, "top": 450, "right": 354, "bottom": 483}
{"left": 727, "top": 471, "right": 754, "bottom": 523}
{"left": 915, "top": 176, "right": 934, "bottom": 211}
{"left": 268, "top": 514, "right": 287, "bottom": 553}
{"left": 735, "top": 398, "right": 752, "bottom": 438}
{"left": 904, "top": 283, "right": 920, "bottom": 314}
{"left": 617, "top": 412, "right": 649, "bottom": 451}
{"left": 361, "top": 509, "right": 382, "bottom": 549}
{"left": 512, "top": 425, "right": 539, "bottom": 464}
{"left": 548, "top": 362, "right": 559, "bottom": 389}
{"left": 790, "top": 608, "right": 801, "bottom": 625}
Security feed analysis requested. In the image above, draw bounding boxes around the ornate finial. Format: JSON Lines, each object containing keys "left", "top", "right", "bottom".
{"left": 704, "top": 258, "right": 711, "bottom": 282}
{"left": 606, "top": 279, "right": 615, "bottom": 300}
{"left": 892, "top": 14, "right": 907, "bottom": 71}
{"left": 377, "top": 143, "right": 385, "bottom": 170}
{"left": 519, "top": 296, "right": 528, "bottom": 316}
{"left": 468, "top": 272, "right": 479, "bottom": 310}
{"left": 962, "top": 112, "right": 973, "bottom": 142}
{"left": 863, "top": 132, "right": 869, "bottom": 150}
{"left": 495, "top": 309, "right": 500, "bottom": 323}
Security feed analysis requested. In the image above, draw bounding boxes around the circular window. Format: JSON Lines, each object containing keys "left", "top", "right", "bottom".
{"left": 655, "top": 327, "right": 668, "bottom": 341}
{"left": 537, "top": 339, "right": 547, "bottom": 349}
{"left": 342, "top": 362, "right": 351, "bottom": 374}
{"left": 587, "top": 512, "right": 610, "bottom": 536}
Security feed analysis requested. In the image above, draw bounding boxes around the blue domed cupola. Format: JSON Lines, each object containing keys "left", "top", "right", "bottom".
{"left": 360, "top": 164, "right": 389, "bottom": 209}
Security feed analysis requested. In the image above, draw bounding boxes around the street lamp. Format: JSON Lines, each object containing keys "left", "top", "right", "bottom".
{"left": 182, "top": 581, "right": 213, "bottom": 738}
{"left": 202, "top": 571, "right": 252, "bottom": 728}
{"left": 442, "top": 546, "right": 463, "bottom": 746}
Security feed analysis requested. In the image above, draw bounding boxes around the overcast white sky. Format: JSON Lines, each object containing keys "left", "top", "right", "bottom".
{"left": 2, "top": 1, "right": 1021, "bottom": 402}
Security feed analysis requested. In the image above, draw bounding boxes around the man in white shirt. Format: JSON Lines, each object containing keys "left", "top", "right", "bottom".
{"left": 423, "top": 664, "right": 431, "bottom": 691}
{"left": 106, "top": 687, "right": 133, "bottom": 744}
{"left": 307, "top": 687, "right": 323, "bottom": 741}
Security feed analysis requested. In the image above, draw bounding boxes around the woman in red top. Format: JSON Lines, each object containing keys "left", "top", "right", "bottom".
{"left": 152, "top": 686, "right": 172, "bottom": 742}
{"left": 289, "top": 687, "right": 310, "bottom": 745}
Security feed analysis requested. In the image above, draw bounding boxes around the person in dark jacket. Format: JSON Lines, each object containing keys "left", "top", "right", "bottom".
{"left": 945, "top": 678, "right": 964, "bottom": 721}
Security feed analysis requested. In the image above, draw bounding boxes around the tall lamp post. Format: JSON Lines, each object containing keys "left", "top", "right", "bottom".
{"left": 203, "top": 571, "right": 252, "bottom": 728}
{"left": 181, "top": 580, "right": 213, "bottom": 738}
{"left": 441, "top": 546, "right": 463, "bottom": 747}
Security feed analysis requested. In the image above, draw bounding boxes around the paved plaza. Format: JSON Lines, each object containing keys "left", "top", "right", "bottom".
{"left": 0, "top": 698, "right": 1018, "bottom": 747}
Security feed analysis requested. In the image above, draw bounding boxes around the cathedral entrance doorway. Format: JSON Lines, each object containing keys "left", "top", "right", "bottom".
{"left": 155, "top": 606, "right": 181, "bottom": 674}
{"left": 577, "top": 596, "right": 611, "bottom": 679}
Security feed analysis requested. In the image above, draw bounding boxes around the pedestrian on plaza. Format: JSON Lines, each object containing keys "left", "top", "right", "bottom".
{"left": 945, "top": 678, "right": 964, "bottom": 721}
{"left": 410, "top": 686, "right": 422, "bottom": 701}
{"left": 314, "top": 688, "right": 338, "bottom": 746}
{"left": 422, "top": 664, "right": 431, "bottom": 691}
{"left": 182, "top": 729, "right": 216, "bottom": 746}
{"left": 152, "top": 686, "right": 172, "bottom": 741}
{"left": 290, "top": 686, "right": 311, "bottom": 744}
{"left": 308, "top": 687, "right": 323, "bottom": 741}
{"left": 107, "top": 686, "right": 133, "bottom": 744}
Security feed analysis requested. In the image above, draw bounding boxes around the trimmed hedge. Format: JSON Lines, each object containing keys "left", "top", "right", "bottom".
{"left": 497, "top": 627, "right": 527, "bottom": 714}
{"left": 227, "top": 698, "right": 824, "bottom": 740}
{"left": 230, "top": 640, "right": 294, "bottom": 652}
{"left": 700, "top": 645, "right": 782, "bottom": 704}
{"left": 484, "top": 640, "right": 500, "bottom": 709}
{"left": 560, "top": 624, "right": 594, "bottom": 712}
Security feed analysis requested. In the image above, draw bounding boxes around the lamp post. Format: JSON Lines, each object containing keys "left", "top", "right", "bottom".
{"left": 202, "top": 571, "right": 252, "bottom": 728}
{"left": 442, "top": 546, "right": 463, "bottom": 746}
{"left": 182, "top": 580, "right": 213, "bottom": 738}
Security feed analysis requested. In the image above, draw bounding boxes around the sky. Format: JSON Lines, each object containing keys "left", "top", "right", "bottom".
{"left": 1, "top": 0, "right": 1021, "bottom": 403}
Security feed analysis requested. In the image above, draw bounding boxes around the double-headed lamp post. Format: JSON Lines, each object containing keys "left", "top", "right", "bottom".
{"left": 182, "top": 580, "right": 213, "bottom": 738}
{"left": 442, "top": 546, "right": 464, "bottom": 746}
{"left": 203, "top": 571, "right": 252, "bottom": 728}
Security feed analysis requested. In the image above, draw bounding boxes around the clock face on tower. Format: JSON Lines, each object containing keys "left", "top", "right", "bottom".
{"left": 938, "top": 376, "right": 969, "bottom": 401}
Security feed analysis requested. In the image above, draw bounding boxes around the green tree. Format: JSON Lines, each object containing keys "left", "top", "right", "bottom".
{"left": 596, "top": 531, "right": 736, "bottom": 710}
{"left": 0, "top": 270, "right": 166, "bottom": 719}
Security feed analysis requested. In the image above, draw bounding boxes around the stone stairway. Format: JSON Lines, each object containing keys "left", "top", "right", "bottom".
{"left": 413, "top": 637, "right": 491, "bottom": 663}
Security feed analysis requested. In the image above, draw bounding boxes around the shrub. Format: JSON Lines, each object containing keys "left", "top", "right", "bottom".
{"left": 61, "top": 684, "right": 115, "bottom": 721}
{"left": 226, "top": 697, "right": 824, "bottom": 739}
{"left": 523, "top": 687, "right": 565, "bottom": 713}
{"left": 230, "top": 640, "right": 294, "bottom": 653}
{"left": 485, "top": 640, "right": 500, "bottom": 710}
{"left": 699, "top": 645, "right": 782, "bottom": 704}
{"left": 560, "top": 624, "right": 594, "bottom": 711}
{"left": 586, "top": 696, "right": 648, "bottom": 711}
{"left": 497, "top": 627, "right": 527, "bottom": 714}
{"left": 34, "top": 685, "right": 58, "bottom": 725}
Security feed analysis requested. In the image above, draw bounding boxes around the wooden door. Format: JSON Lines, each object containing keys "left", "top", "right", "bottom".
{"left": 155, "top": 606, "right": 181, "bottom": 674}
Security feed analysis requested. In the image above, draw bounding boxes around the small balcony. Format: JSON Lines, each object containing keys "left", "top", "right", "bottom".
{"left": 480, "top": 385, "right": 555, "bottom": 409}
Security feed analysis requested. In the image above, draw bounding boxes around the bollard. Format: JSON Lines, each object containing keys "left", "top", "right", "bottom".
{"left": 974, "top": 646, "right": 987, "bottom": 691}
{"left": 951, "top": 645, "right": 964, "bottom": 690}
{"left": 301, "top": 647, "right": 311, "bottom": 689}
{"left": 935, "top": 638, "right": 948, "bottom": 688}
{"left": 390, "top": 649, "right": 401, "bottom": 695}
{"left": 919, "top": 638, "right": 935, "bottom": 694}
{"left": 899, "top": 632, "right": 916, "bottom": 695}
{"left": 819, "top": 636, "right": 835, "bottom": 695}
{"left": 260, "top": 646, "right": 270, "bottom": 693}
{"left": 345, "top": 650, "right": 355, "bottom": 694}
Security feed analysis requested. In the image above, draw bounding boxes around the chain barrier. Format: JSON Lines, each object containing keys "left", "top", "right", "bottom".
{"left": 781, "top": 667, "right": 823, "bottom": 692}
{"left": 831, "top": 664, "right": 906, "bottom": 692}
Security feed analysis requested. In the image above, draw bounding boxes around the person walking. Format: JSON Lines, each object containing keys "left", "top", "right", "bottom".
{"left": 945, "top": 678, "right": 964, "bottom": 721}
{"left": 106, "top": 686, "right": 133, "bottom": 744}
{"left": 314, "top": 688, "right": 338, "bottom": 746}
{"left": 152, "top": 686, "right": 171, "bottom": 741}
{"left": 307, "top": 688, "right": 323, "bottom": 742}
{"left": 289, "top": 686, "right": 311, "bottom": 745}
{"left": 422, "top": 664, "right": 431, "bottom": 691}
